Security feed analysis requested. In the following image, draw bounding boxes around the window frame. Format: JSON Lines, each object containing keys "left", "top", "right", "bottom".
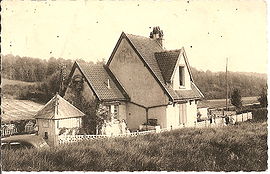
{"left": 179, "top": 66, "right": 185, "bottom": 87}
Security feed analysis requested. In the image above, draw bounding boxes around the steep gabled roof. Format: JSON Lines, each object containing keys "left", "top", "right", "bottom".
{"left": 65, "top": 61, "right": 129, "bottom": 102}
{"left": 34, "top": 94, "right": 85, "bottom": 119}
{"left": 170, "top": 47, "right": 194, "bottom": 83}
{"left": 107, "top": 32, "right": 175, "bottom": 101}
{"left": 155, "top": 50, "right": 181, "bottom": 82}
{"left": 107, "top": 32, "right": 203, "bottom": 102}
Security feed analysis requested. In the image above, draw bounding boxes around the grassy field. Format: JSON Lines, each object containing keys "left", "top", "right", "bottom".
{"left": 198, "top": 96, "right": 259, "bottom": 109}
{"left": 2, "top": 98, "right": 44, "bottom": 123}
{"left": 2, "top": 78, "right": 36, "bottom": 86}
{"left": 2, "top": 121, "right": 267, "bottom": 171}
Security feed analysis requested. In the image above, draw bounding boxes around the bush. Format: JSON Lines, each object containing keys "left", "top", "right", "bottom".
{"left": 252, "top": 108, "right": 268, "bottom": 121}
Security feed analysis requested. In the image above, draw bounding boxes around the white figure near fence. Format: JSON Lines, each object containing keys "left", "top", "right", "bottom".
{"left": 100, "top": 119, "right": 130, "bottom": 135}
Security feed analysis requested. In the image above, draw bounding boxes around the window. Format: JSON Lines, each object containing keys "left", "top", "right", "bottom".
{"left": 114, "top": 105, "right": 119, "bottom": 117}
{"left": 179, "top": 66, "right": 185, "bottom": 86}
{"left": 44, "top": 132, "right": 48, "bottom": 139}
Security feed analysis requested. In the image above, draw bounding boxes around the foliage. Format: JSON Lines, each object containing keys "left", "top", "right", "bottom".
{"left": 258, "top": 87, "right": 268, "bottom": 107}
{"left": 65, "top": 76, "right": 98, "bottom": 135}
{"left": 191, "top": 67, "right": 267, "bottom": 99}
{"left": 2, "top": 54, "right": 74, "bottom": 82}
{"left": 252, "top": 108, "right": 268, "bottom": 121}
{"left": 96, "top": 104, "right": 111, "bottom": 131}
{"left": 230, "top": 88, "right": 242, "bottom": 109}
{"left": 2, "top": 122, "right": 267, "bottom": 171}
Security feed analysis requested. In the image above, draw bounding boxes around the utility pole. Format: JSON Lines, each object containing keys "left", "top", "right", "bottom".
{"left": 226, "top": 58, "right": 228, "bottom": 111}
{"left": 58, "top": 63, "right": 66, "bottom": 95}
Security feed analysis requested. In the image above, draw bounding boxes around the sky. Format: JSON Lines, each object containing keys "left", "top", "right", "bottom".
{"left": 1, "top": 0, "right": 268, "bottom": 73}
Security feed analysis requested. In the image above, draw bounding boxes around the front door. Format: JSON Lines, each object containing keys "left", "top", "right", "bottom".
{"left": 179, "top": 103, "right": 187, "bottom": 125}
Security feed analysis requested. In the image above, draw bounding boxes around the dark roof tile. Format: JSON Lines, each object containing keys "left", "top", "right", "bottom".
{"left": 155, "top": 50, "right": 181, "bottom": 82}
{"left": 77, "top": 62, "right": 128, "bottom": 101}
{"left": 174, "top": 82, "right": 204, "bottom": 100}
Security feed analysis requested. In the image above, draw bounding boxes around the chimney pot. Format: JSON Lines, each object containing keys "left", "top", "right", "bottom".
{"left": 150, "top": 26, "right": 163, "bottom": 47}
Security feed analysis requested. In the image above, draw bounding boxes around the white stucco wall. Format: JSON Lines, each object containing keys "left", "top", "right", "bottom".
{"left": 186, "top": 100, "right": 198, "bottom": 126}
{"left": 166, "top": 101, "right": 198, "bottom": 128}
{"left": 166, "top": 104, "right": 180, "bottom": 128}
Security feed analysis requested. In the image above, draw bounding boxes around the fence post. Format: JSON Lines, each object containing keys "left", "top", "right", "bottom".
{"left": 242, "top": 113, "right": 243, "bottom": 122}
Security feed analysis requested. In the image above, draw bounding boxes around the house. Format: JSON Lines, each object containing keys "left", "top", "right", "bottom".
{"left": 63, "top": 27, "right": 204, "bottom": 132}
{"left": 34, "top": 94, "right": 85, "bottom": 146}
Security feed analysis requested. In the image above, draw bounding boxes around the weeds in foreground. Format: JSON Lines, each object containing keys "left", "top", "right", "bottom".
{"left": 2, "top": 122, "right": 267, "bottom": 171}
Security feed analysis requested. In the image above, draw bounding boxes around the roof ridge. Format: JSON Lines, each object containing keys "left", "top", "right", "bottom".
{"left": 125, "top": 33, "right": 164, "bottom": 49}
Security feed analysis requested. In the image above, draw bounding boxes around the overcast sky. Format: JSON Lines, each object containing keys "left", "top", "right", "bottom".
{"left": 2, "top": 0, "right": 268, "bottom": 73}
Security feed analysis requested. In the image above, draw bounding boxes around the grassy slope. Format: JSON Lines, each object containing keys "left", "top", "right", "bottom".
{"left": 2, "top": 122, "right": 267, "bottom": 171}
{"left": 2, "top": 78, "right": 36, "bottom": 86}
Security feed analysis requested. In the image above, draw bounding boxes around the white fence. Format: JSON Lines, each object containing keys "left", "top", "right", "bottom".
{"left": 195, "top": 112, "right": 252, "bottom": 128}
{"left": 1, "top": 125, "right": 18, "bottom": 137}
{"left": 58, "top": 130, "right": 156, "bottom": 144}
{"left": 57, "top": 112, "right": 252, "bottom": 145}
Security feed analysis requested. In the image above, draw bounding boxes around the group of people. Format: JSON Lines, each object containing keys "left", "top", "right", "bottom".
{"left": 100, "top": 119, "right": 130, "bottom": 135}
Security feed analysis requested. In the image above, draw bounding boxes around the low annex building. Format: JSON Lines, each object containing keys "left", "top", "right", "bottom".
{"left": 63, "top": 27, "right": 204, "bottom": 132}
{"left": 34, "top": 94, "right": 85, "bottom": 146}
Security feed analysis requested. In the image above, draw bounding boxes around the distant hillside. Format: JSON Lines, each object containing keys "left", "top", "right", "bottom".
{"left": 191, "top": 67, "right": 267, "bottom": 99}
{"left": 1, "top": 54, "right": 267, "bottom": 100}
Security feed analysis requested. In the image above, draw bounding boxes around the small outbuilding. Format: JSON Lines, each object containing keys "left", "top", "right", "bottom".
{"left": 34, "top": 94, "right": 85, "bottom": 146}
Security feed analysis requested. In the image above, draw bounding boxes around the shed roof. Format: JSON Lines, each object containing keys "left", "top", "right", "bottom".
{"left": 34, "top": 94, "right": 85, "bottom": 120}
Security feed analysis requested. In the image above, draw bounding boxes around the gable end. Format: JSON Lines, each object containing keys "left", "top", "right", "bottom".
{"left": 107, "top": 32, "right": 174, "bottom": 101}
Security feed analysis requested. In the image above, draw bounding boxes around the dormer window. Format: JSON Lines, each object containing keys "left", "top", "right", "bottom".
{"left": 179, "top": 66, "right": 185, "bottom": 87}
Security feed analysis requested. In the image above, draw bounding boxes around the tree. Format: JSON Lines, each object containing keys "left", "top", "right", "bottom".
{"left": 231, "top": 88, "right": 242, "bottom": 108}
{"left": 258, "top": 87, "right": 267, "bottom": 107}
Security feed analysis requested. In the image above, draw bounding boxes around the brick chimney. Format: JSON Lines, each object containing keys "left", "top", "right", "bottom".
{"left": 150, "top": 26, "right": 164, "bottom": 47}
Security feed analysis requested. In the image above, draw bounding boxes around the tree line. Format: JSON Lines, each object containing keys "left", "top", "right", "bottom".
{"left": 191, "top": 67, "right": 267, "bottom": 99}
{"left": 2, "top": 54, "right": 104, "bottom": 103}
{"left": 1, "top": 54, "right": 267, "bottom": 102}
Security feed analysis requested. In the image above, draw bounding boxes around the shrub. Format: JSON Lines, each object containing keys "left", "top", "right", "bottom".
{"left": 252, "top": 108, "right": 268, "bottom": 121}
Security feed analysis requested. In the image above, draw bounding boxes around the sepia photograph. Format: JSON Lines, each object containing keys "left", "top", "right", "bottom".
{"left": 1, "top": 0, "right": 268, "bottom": 172}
